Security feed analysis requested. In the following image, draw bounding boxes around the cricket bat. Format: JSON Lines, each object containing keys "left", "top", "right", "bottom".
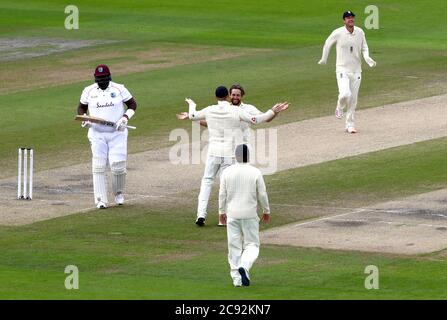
{"left": 75, "top": 115, "right": 136, "bottom": 130}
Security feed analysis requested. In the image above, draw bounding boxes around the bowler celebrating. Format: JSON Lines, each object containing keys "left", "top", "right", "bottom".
{"left": 77, "top": 64, "right": 137, "bottom": 209}
{"left": 318, "top": 10, "right": 376, "bottom": 134}
{"left": 178, "top": 86, "right": 289, "bottom": 226}
{"left": 228, "top": 84, "right": 277, "bottom": 144}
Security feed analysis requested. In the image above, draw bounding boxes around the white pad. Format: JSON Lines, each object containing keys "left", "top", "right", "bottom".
{"left": 92, "top": 157, "right": 108, "bottom": 204}
{"left": 111, "top": 161, "right": 126, "bottom": 195}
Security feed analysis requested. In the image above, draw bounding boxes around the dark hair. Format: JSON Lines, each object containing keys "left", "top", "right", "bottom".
{"left": 229, "top": 84, "right": 245, "bottom": 97}
{"left": 215, "top": 86, "right": 229, "bottom": 99}
{"left": 235, "top": 144, "right": 249, "bottom": 163}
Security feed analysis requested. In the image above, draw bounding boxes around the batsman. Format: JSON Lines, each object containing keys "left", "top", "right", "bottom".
{"left": 77, "top": 64, "right": 137, "bottom": 209}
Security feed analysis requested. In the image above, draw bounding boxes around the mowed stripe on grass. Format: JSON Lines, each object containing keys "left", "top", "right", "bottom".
{"left": 2, "top": 153, "right": 447, "bottom": 299}
{"left": 2, "top": 93, "right": 447, "bottom": 226}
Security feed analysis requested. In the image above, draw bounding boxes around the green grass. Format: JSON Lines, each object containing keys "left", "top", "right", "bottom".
{"left": 1, "top": 0, "right": 447, "bottom": 299}
{"left": 2, "top": 138, "right": 447, "bottom": 299}
{"left": 1, "top": 0, "right": 447, "bottom": 177}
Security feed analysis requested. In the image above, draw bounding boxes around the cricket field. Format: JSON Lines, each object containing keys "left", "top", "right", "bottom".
{"left": 1, "top": 0, "right": 447, "bottom": 299}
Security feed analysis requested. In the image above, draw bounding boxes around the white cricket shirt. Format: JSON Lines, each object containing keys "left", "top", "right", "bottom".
{"left": 219, "top": 162, "right": 270, "bottom": 219}
{"left": 239, "top": 103, "right": 262, "bottom": 144}
{"left": 321, "top": 26, "right": 371, "bottom": 73}
{"left": 189, "top": 101, "right": 274, "bottom": 157}
{"left": 80, "top": 81, "right": 132, "bottom": 132}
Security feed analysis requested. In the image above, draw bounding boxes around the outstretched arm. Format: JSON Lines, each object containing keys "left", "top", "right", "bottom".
{"left": 239, "top": 102, "right": 289, "bottom": 125}
{"left": 176, "top": 98, "right": 207, "bottom": 121}
{"left": 249, "top": 105, "right": 276, "bottom": 123}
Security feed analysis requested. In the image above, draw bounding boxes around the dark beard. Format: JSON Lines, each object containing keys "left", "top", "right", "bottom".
{"left": 95, "top": 75, "right": 111, "bottom": 90}
{"left": 231, "top": 99, "right": 241, "bottom": 106}
{"left": 97, "top": 80, "right": 110, "bottom": 90}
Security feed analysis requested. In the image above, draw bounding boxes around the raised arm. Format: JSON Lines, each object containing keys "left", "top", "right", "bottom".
{"left": 187, "top": 98, "right": 207, "bottom": 121}
{"left": 318, "top": 30, "right": 338, "bottom": 65}
{"left": 176, "top": 98, "right": 207, "bottom": 121}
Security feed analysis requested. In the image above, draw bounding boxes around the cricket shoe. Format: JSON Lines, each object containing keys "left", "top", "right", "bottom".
{"left": 195, "top": 217, "right": 205, "bottom": 227}
{"left": 238, "top": 267, "right": 250, "bottom": 286}
{"left": 335, "top": 106, "right": 344, "bottom": 119}
{"left": 96, "top": 201, "right": 107, "bottom": 209}
{"left": 115, "top": 194, "right": 124, "bottom": 205}
{"left": 346, "top": 127, "right": 357, "bottom": 134}
{"left": 233, "top": 279, "right": 242, "bottom": 287}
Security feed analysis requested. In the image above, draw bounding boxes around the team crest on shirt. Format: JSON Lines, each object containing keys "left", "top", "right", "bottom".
{"left": 111, "top": 92, "right": 116, "bottom": 98}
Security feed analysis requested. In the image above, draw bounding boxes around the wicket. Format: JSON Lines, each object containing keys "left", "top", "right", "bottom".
{"left": 17, "top": 147, "right": 33, "bottom": 200}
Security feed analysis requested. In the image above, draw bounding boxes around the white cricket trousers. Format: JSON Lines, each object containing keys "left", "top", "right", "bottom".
{"left": 197, "top": 155, "right": 234, "bottom": 219}
{"left": 88, "top": 128, "right": 128, "bottom": 163}
{"left": 227, "top": 217, "right": 260, "bottom": 283}
{"left": 336, "top": 72, "right": 362, "bottom": 129}
{"left": 87, "top": 128, "right": 128, "bottom": 204}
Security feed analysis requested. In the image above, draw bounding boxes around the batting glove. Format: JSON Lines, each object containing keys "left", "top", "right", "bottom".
{"left": 318, "top": 59, "right": 327, "bottom": 65}
{"left": 81, "top": 113, "right": 92, "bottom": 129}
{"left": 115, "top": 116, "right": 128, "bottom": 132}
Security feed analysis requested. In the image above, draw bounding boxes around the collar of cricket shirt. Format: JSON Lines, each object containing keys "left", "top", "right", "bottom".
{"left": 217, "top": 100, "right": 230, "bottom": 106}
{"left": 345, "top": 26, "right": 356, "bottom": 35}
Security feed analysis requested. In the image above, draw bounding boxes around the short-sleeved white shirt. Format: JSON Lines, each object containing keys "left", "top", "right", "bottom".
{"left": 80, "top": 81, "right": 132, "bottom": 132}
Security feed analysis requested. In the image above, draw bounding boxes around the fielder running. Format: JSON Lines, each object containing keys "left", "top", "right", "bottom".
{"left": 77, "top": 64, "right": 137, "bottom": 209}
{"left": 318, "top": 10, "right": 376, "bottom": 134}
{"left": 219, "top": 144, "right": 270, "bottom": 287}
{"left": 177, "top": 86, "right": 289, "bottom": 226}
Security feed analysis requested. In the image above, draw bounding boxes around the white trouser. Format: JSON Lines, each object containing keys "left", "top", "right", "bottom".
{"left": 88, "top": 128, "right": 128, "bottom": 163}
{"left": 336, "top": 72, "right": 362, "bottom": 129}
{"left": 197, "top": 155, "right": 234, "bottom": 219}
{"left": 88, "top": 129, "right": 128, "bottom": 204}
{"left": 227, "top": 217, "right": 260, "bottom": 283}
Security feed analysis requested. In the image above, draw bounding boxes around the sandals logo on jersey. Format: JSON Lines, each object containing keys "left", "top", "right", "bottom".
{"left": 111, "top": 92, "right": 117, "bottom": 98}
{"left": 96, "top": 102, "right": 115, "bottom": 108}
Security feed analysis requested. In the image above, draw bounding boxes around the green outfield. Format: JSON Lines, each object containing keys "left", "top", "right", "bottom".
{"left": 1, "top": 0, "right": 447, "bottom": 299}
{"left": 2, "top": 138, "right": 447, "bottom": 299}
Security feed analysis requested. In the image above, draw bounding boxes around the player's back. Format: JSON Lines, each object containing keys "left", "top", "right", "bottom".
{"left": 205, "top": 101, "right": 244, "bottom": 157}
